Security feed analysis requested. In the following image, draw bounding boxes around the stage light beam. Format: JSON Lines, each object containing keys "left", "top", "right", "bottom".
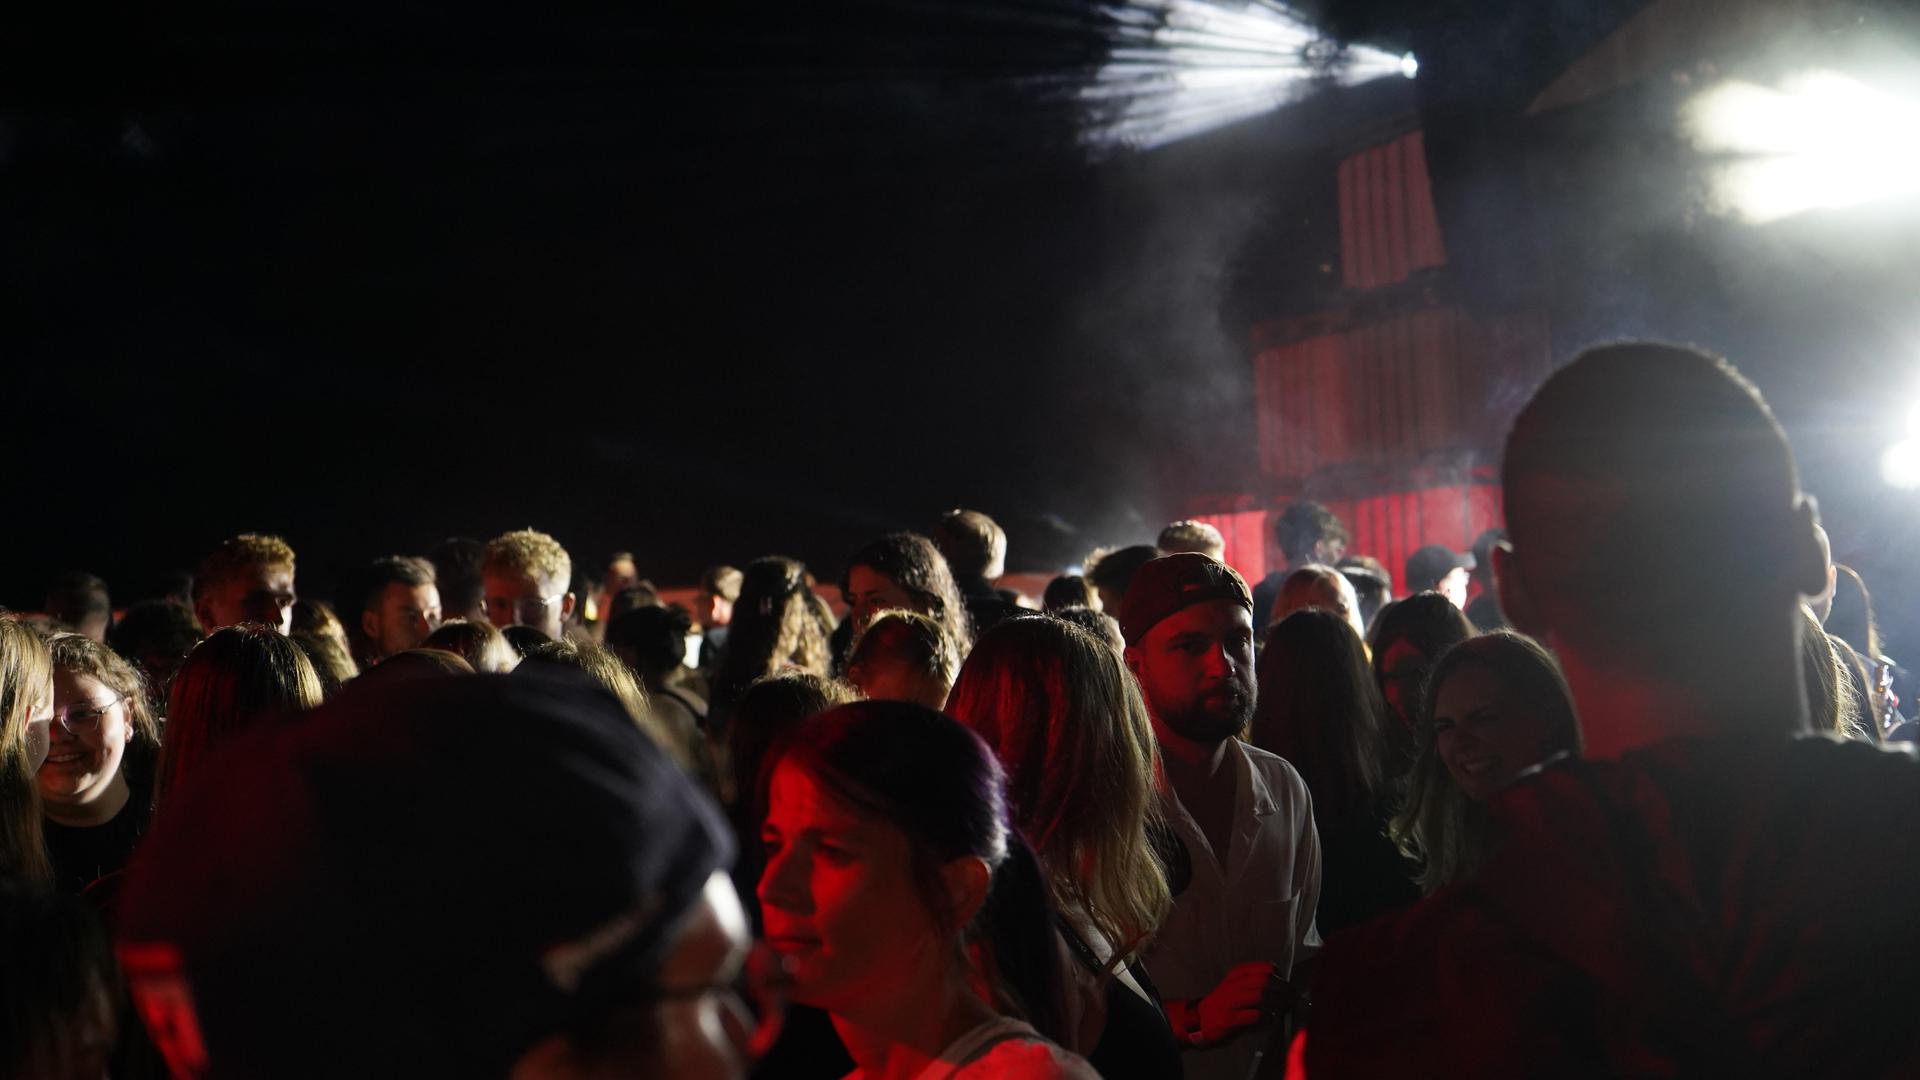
{"left": 1685, "top": 70, "right": 1920, "bottom": 224}
{"left": 1081, "top": 1, "right": 1409, "bottom": 152}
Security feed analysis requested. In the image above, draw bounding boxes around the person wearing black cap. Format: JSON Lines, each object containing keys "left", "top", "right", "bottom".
{"left": 1403, "top": 544, "right": 1474, "bottom": 609}
{"left": 1118, "top": 553, "right": 1321, "bottom": 1080}
{"left": 115, "top": 671, "right": 775, "bottom": 1078}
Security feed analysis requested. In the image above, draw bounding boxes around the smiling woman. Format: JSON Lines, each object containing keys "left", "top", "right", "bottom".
{"left": 1389, "top": 630, "right": 1583, "bottom": 894}
{"left": 41, "top": 634, "right": 161, "bottom": 895}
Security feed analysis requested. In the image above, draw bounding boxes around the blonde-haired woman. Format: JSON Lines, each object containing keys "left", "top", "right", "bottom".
{"left": 946, "top": 614, "right": 1178, "bottom": 1078}
{"left": 1, "top": 618, "right": 54, "bottom": 884}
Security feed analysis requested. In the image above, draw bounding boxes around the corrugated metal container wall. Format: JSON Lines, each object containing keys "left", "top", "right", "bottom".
{"left": 1338, "top": 130, "right": 1447, "bottom": 291}
{"left": 1251, "top": 307, "right": 1499, "bottom": 482}
{"left": 1188, "top": 510, "right": 1271, "bottom": 586}
{"left": 1325, "top": 482, "right": 1504, "bottom": 596}
{"left": 1193, "top": 483, "right": 1504, "bottom": 596}
{"left": 1190, "top": 484, "right": 1505, "bottom": 591}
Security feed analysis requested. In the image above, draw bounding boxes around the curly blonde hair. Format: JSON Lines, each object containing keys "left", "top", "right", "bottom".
{"left": 192, "top": 534, "right": 296, "bottom": 603}
{"left": 483, "top": 529, "right": 573, "bottom": 594}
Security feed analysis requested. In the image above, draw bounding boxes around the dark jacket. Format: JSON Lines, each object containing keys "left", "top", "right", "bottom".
{"left": 1305, "top": 734, "right": 1920, "bottom": 1078}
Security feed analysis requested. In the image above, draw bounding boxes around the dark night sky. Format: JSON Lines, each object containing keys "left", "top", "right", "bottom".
{"left": 1, "top": 3, "right": 1408, "bottom": 604}
{"left": 8, "top": 1, "right": 1920, "bottom": 655}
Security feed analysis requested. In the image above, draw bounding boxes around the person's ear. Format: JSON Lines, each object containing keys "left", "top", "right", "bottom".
{"left": 939, "top": 855, "right": 992, "bottom": 933}
{"left": 1490, "top": 541, "right": 1546, "bottom": 638}
{"left": 561, "top": 592, "right": 577, "bottom": 621}
{"left": 193, "top": 599, "right": 217, "bottom": 634}
{"left": 1124, "top": 644, "right": 1145, "bottom": 680}
{"left": 1787, "top": 497, "right": 1830, "bottom": 601}
{"left": 361, "top": 609, "right": 381, "bottom": 643}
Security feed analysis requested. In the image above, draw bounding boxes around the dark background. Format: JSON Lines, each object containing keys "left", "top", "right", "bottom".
{"left": 7, "top": 1, "right": 1920, "bottom": 655}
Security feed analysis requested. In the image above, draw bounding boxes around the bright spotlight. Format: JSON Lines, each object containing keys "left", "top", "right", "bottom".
{"left": 1685, "top": 70, "right": 1920, "bottom": 223}
{"left": 1400, "top": 52, "right": 1418, "bottom": 79}
{"left": 1883, "top": 439, "right": 1920, "bottom": 489}
{"left": 1081, "top": 1, "right": 1409, "bottom": 152}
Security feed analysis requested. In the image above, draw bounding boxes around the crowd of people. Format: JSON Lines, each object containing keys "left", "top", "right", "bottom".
{"left": 3, "top": 341, "right": 1919, "bottom": 1078}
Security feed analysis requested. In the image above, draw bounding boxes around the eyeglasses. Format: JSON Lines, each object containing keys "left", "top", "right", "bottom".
{"left": 51, "top": 695, "right": 125, "bottom": 736}
{"left": 650, "top": 940, "right": 790, "bottom": 1060}
{"left": 484, "top": 594, "right": 563, "bottom": 627}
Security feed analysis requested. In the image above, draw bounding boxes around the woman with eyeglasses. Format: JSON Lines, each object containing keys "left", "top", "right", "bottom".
{"left": 39, "top": 634, "right": 162, "bottom": 894}
{"left": 759, "top": 701, "right": 1097, "bottom": 1078}
{"left": 1, "top": 618, "right": 55, "bottom": 885}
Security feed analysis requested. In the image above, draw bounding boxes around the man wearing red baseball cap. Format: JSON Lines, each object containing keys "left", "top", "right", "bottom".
{"left": 1120, "top": 553, "right": 1322, "bottom": 1080}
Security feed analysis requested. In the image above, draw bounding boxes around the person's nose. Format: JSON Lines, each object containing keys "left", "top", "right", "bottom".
{"left": 1203, "top": 643, "right": 1234, "bottom": 678}
{"left": 757, "top": 844, "right": 811, "bottom": 916}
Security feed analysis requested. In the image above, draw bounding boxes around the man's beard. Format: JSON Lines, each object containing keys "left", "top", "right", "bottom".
{"left": 1160, "top": 682, "right": 1253, "bottom": 745}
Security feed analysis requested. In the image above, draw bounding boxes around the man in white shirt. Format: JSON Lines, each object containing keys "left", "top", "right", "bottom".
{"left": 1120, "top": 552, "right": 1322, "bottom": 1080}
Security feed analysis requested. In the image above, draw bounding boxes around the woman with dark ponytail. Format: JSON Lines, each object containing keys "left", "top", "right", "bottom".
{"left": 759, "top": 700, "right": 1096, "bottom": 1078}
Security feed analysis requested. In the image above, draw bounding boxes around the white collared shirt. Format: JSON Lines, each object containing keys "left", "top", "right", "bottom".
{"left": 1146, "top": 738, "right": 1322, "bottom": 1080}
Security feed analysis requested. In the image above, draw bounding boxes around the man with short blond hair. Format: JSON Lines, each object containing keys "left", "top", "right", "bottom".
{"left": 1158, "top": 519, "right": 1227, "bottom": 562}
{"left": 483, "top": 529, "right": 575, "bottom": 640}
{"left": 194, "top": 533, "right": 297, "bottom": 634}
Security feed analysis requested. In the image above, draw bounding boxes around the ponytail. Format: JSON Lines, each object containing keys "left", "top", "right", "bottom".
{"left": 972, "top": 832, "right": 1069, "bottom": 1045}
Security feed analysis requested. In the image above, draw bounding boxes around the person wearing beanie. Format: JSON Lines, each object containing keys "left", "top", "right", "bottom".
{"left": 115, "top": 671, "right": 774, "bottom": 1078}
{"left": 1118, "top": 553, "right": 1322, "bottom": 1080}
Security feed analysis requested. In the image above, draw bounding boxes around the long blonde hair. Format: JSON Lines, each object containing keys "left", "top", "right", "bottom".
{"left": 0, "top": 619, "right": 54, "bottom": 884}
{"left": 946, "top": 615, "right": 1171, "bottom": 964}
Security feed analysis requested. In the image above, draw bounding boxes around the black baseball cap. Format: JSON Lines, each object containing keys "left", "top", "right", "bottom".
{"left": 1405, "top": 544, "right": 1476, "bottom": 593}
{"left": 117, "top": 670, "right": 733, "bottom": 1077}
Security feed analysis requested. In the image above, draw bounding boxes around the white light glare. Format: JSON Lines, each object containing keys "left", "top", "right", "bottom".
{"left": 1879, "top": 398, "right": 1920, "bottom": 489}
{"left": 1083, "top": 1, "right": 1408, "bottom": 152}
{"left": 1882, "top": 439, "right": 1920, "bottom": 489}
{"left": 1400, "top": 52, "right": 1418, "bottom": 79}
{"left": 1685, "top": 70, "right": 1920, "bottom": 224}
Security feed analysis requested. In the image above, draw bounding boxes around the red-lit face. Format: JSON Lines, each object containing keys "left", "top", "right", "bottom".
{"left": 40, "top": 670, "right": 132, "bottom": 810}
{"left": 1432, "top": 665, "right": 1561, "bottom": 802}
{"left": 199, "top": 565, "right": 296, "bottom": 635}
{"left": 845, "top": 566, "right": 919, "bottom": 635}
{"left": 1377, "top": 638, "right": 1428, "bottom": 729}
{"left": 758, "top": 761, "right": 947, "bottom": 1015}
{"left": 367, "top": 582, "right": 442, "bottom": 660}
{"left": 1127, "top": 600, "right": 1256, "bottom": 746}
